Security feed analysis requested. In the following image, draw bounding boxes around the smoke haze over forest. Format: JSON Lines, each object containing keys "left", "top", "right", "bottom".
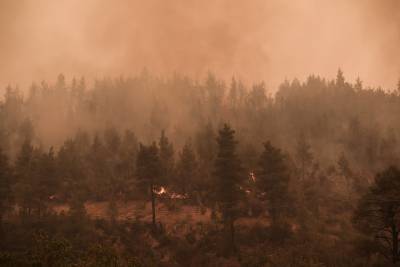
{"left": 1, "top": 0, "right": 400, "bottom": 90}
{"left": 4, "top": 1, "right": 400, "bottom": 266}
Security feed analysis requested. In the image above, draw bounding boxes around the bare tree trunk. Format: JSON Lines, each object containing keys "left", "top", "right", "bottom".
{"left": 150, "top": 182, "right": 156, "bottom": 228}
{"left": 230, "top": 217, "right": 235, "bottom": 249}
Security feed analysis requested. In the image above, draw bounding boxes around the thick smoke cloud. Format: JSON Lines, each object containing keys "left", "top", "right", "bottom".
{"left": 0, "top": 0, "right": 399, "bottom": 90}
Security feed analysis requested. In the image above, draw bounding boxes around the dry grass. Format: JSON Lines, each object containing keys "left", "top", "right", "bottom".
{"left": 52, "top": 201, "right": 211, "bottom": 223}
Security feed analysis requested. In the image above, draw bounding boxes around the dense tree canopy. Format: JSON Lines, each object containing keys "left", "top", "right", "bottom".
{"left": 354, "top": 166, "right": 400, "bottom": 264}
{"left": 1, "top": 71, "right": 400, "bottom": 266}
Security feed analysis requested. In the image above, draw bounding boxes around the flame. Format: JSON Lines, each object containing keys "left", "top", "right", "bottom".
{"left": 249, "top": 172, "right": 256, "bottom": 182}
{"left": 239, "top": 186, "right": 252, "bottom": 194}
{"left": 170, "top": 193, "right": 188, "bottom": 199}
{"left": 154, "top": 186, "right": 167, "bottom": 195}
{"left": 154, "top": 187, "right": 188, "bottom": 199}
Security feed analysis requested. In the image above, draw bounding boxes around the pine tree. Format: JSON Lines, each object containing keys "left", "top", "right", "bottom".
{"left": 176, "top": 140, "right": 198, "bottom": 196}
{"left": 69, "top": 188, "right": 87, "bottom": 219}
{"left": 354, "top": 166, "right": 400, "bottom": 264}
{"left": 103, "top": 128, "right": 124, "bottom": 214}
{"left": 196, "top": 121, "right": 216, "bottom": 166}
{"left": 380, "top": 127, "right": 398, "bottom": 166}
{"left": 104, "top": 127, "right": 121, "bottom": 154}
{"left": 296, "top": 133, "right": 313, "bottom": 181}
{"left": 13, "top": 141, "right": 57, "bottom": 218}
{"left": 247, "top": 82, "right": 268, "bottom": 111}
{"left": 87, "top": 134, "right": 109, "bottom": 200}
{"left": 13, "top": 140, "right": 35, "bottom": 216}
{"left": 34, "top": 147, "right": 58, "bottom": 217}
{"left": 58, "top": 137, "right": 87, "bottom": 202}
{"left": 214, "top": 124, "right": 242, "bottom": 251}
{"left": 228, "top": 77, "right": 238, "bottom": 110}
{"left": 336, "top": 68, "right": 345, "bottom": 87}
{"left": 205, "top": 72, "right": 225, "bottom": 116}
{"left": 0, "top": 148, "right": 12, "bottom": 230}
{"left": 337, "top": 152, "right": 354, "bottom": 196}
{"left": 119, "top": 130, "right": 139, "bottom": 185}
{"left": 158, "top": 130, "right": 174, "bottom": 185}
{"left": 136, "top": 143, "right": 161, "bottom": 228}
{"left": 257, "top": 141, "right": 292, "bottom": 224}
{"left": 355, "top": 77, "right": 363, "bottom": 91}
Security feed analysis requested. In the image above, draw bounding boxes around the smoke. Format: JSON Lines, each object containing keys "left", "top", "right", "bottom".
{"left": 0, "top": 0, "right": 399, "bottom": 91}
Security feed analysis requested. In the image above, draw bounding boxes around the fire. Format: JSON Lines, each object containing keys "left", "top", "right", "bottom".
{"left": 170, "top": 193, "right": 188, "bottom": 199}
{"left": 154, "top": 187, "right": 188, "bottom": 199}
{"left": 154, "top": 186, "right": 167, "bottom": 195}
{"left": 249, "top": 172, "right": 256, "bottom": 182}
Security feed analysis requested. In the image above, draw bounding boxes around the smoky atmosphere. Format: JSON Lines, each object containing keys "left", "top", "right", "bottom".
{"left": 1, "top": 1, "right": 400, "bottom": 266}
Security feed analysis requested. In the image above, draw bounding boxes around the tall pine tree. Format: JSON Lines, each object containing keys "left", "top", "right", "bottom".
{"left": 176, "top": 140, "right": 198, "bottom": 196}
{"left": 214, "top": 124, "right": 242, "bottom": 251}
{"left": 136, "top": 143, "right": 161, "bottom": 228}
{"left": 296, "top": 132, "right": 313, "bottom": 181}
{"left": 159, "top": 130, "right": 174, "bottom": 185}
{"left": 257, "top": 141, "right": 293, "bottom": 225}
{"left": 0, "top": 148, "right": 12, "bottom": 230}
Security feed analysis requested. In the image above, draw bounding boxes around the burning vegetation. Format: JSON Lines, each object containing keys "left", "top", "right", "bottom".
{"left": 1, "top": 1, "right": 400, "bottom": 264}
{"left": 0, "top": 70, "right": 400, "bottom": 266}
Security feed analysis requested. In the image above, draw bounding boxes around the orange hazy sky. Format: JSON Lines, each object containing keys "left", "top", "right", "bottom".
{"left": 0, "top": 0, "right": 399, "bottom": 91}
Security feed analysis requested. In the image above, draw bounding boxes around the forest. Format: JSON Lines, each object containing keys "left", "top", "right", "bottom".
{"left": 1, "top": 70, "right": 400, "bottom": 266}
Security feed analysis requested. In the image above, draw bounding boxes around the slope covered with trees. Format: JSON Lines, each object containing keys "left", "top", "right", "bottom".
{"left": 1, "top": 70, "right": 400, "bottom": 266}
